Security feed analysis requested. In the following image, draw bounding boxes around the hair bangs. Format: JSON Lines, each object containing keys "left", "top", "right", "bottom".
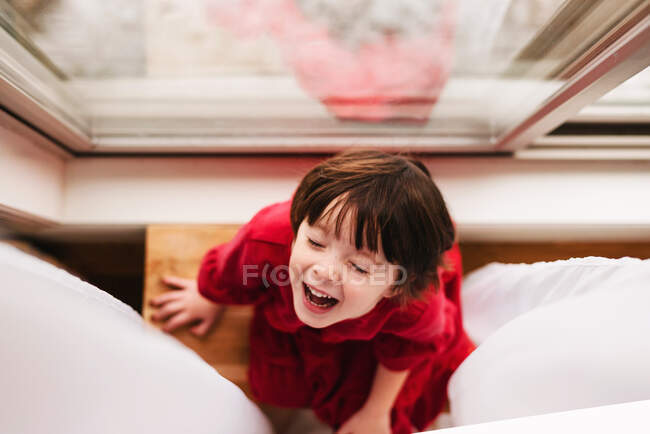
{"left": 306, "top": 186, "right": 395, "bottom": 257}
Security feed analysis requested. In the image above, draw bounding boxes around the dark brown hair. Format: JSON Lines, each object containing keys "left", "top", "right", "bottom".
{"left": 290, "top": 149, "right": 455, "bottom": 302}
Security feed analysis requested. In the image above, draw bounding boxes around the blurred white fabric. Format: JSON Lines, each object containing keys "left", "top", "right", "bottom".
{"left": 449, "top": 257, "right": 650, "bottom": 425}
{"left": 424, "top": 400, "right": 650, "bottom": 434}
{"left": 461, "top": 256, "right": 649, "bottom": 344}
{"left": 0, "top": 243, "right": 271, "bottom": 434}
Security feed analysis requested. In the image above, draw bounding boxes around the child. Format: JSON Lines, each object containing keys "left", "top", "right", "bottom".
{"left": 150, "top": 150, "right": 475, "bottom": 433}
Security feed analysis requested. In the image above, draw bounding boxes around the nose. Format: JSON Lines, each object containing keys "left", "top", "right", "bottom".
{"left": 312, "top": 258, "right": 343, "bottom": 285}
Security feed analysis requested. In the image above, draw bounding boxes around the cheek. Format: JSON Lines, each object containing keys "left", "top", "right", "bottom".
{"left": 343, "top": 281, "right": 380, "bottom": 305}
{"left": 289, "top": 245, "right": 315, "bottom": 280}
{"left": 290, "top": 245, "right": 307, "bottom": 265}
{"left": 345, "top": 278, "right": 393, "bottom": 304}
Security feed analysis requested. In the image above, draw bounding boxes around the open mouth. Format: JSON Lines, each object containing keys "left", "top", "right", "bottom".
{"left": 303, "top": 282, "right": 339, "bottom": 310}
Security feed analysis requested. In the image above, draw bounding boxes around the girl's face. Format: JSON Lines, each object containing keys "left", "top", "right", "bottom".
{"left": 289, "top": 207, "right": 402, "bottom": 329}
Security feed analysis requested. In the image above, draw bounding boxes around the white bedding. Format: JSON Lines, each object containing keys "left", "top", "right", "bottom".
{"left": 449, "top": 256, "right": 650, "bottom": 426}
{"left": 424, "top": 400, "right": 650, "bottom": 434}
{"left": 461, "top": 256, "right": 649, "bottom": 344}
{"left": 4, "top": 241, "right": 648, "bottom": 433}
{"left": 0, "top": 242, "right": 271, "bottom": 434}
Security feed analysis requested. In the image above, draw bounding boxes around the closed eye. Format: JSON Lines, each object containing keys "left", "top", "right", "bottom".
{"left": 350, "top": 262, "right": 368, "bottom": 274}
{"left": 308, "top": 238, "right": 324, "bottom": 248}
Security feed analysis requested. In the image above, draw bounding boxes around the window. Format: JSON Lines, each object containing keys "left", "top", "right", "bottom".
{"left": 1, "top": 0, "right": 648, "bottom": 154}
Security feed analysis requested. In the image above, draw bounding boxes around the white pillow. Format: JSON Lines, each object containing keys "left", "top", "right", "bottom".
{"left": 462, "top": 257, "right": 649, "bottom": 344}
{"left": 429, "top": 400, "right": 650, "bottom": 434}
{"left": 448, "top": 263, "right": 650, "bottom": 425}
{"left": 0, "top": 243, "right": 271, "bottom": 434}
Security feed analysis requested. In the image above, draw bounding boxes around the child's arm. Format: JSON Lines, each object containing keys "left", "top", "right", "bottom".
{"left": 337, "top": 364, "right": 409, "bottom": 434}
{"left": 151, "top": 201, "right": 292, "bottom": 335}
{"left": 150, "top": 226, "right": 264, "bottom": 336}
{"left": 364, "top": 364, "right": 410, "bottom": 416}
{"left": 197, "top": 201, "right": 292, "bottom": 305}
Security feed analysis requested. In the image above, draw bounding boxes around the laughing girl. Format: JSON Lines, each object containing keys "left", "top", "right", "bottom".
{"left": 150, "top": 150, "right": 474, "bottom": 433}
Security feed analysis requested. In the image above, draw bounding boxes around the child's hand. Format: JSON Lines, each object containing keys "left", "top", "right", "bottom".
{"left": 149, "top": 275, "right": 225, "bottom": 336}
{"left": 336, "top": 406, "right": 391, "bottom": 434}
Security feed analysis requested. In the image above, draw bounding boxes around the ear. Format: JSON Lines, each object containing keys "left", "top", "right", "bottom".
{"left": 383, "top": 285, "right": 402, "bottom": 299}
{"left": 383, "top": 266, "right": 412, "bottom": 299}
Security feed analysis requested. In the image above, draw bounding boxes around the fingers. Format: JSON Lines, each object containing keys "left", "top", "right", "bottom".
{"left": 150, "top": 300, "right": 184, "bottom": 322}
{"left": 162, "top": 311, "right": 193, "bottom": 333}
{"left": 161, "top": 275, "right": 194, "bottom": 289}
{"left": 149, "top": 290, "right": 183, "bottom": 307}
{"left": 151, "top": 275, "right": 194, "bottom": 307}
{"left": 190, "top": 320, "right": 213, "bottom": 337}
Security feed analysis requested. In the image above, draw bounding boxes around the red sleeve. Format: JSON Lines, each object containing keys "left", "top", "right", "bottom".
{"left": 197, "top": 222, "right": 267, "bottom": 305}
{"left": 197, "top": 201, "right": 293, "bottom": 305}
{"left": 373, "top": 243, "right": 464, "bottom": 371}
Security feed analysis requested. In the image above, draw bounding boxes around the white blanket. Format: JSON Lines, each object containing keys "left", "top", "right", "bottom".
{"left": 449, "top": 257, "right": 650, "bottom": 426}
{"left": 0, "top": 243, "right": 271, "bottom": 434}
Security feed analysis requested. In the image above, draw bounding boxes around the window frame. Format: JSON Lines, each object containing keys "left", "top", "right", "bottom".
{"left": 0, "top": 0, "right": 648, "bottom": 155}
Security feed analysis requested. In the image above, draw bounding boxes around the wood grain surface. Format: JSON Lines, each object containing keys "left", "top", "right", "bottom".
{"left": 143, "top": 224, "right": 255, "bottom": 396}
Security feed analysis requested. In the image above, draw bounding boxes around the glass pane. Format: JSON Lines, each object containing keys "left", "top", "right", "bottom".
{"left": 1, "top": 0, "right": 645, "bottom": 149}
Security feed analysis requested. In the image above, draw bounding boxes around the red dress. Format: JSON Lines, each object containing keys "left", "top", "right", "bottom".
{"left": 198, "top": 200, "right": 475, "bottom": 434}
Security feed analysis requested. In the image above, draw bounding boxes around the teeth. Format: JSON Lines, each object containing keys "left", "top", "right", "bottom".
{"left": 306, "top": 283, "right": 334, "bottom": 299}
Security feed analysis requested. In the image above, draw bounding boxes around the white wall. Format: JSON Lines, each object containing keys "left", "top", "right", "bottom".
{"left": 63, "top": 156, "right": 315, "bottom": 225}
{"left": 2, "top": 112, "right": 649, "bottom": 242}
{"left": 0, "top": 113, "right": 67, "bottom": 223}
{"left": 425, "top": 157, "right": 650, "bottom": 240}
{"left": 63, "top": 156, "right": 650, "bottom": 241}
